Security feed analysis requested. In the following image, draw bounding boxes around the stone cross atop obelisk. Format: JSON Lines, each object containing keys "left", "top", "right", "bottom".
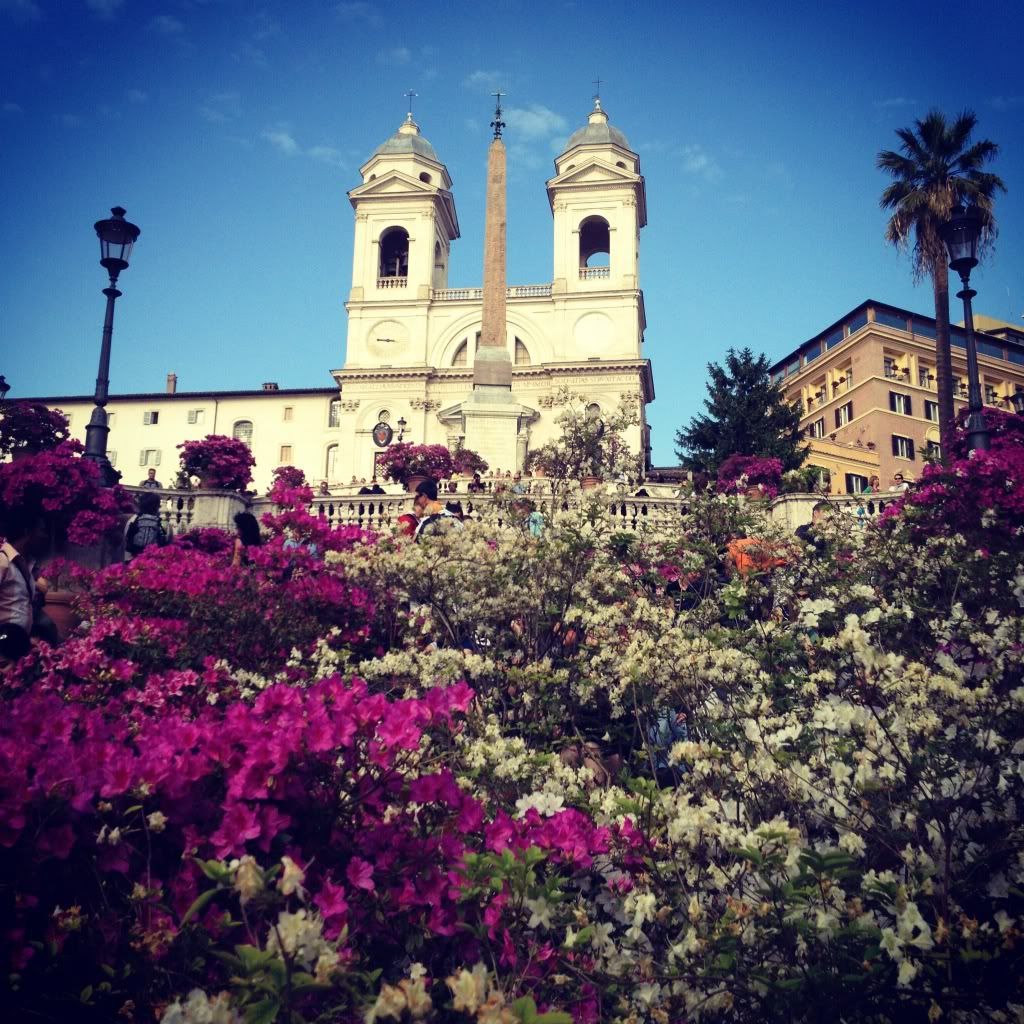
{"left": 474, "top": 92, "right": 512, "bottom": 391}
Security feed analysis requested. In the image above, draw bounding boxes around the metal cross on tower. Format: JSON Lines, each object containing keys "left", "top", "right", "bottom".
{"left": 490, "top": 91, "right": 505, "bottom": 139}
{"left": 592, "top": 77, "right": 602, "bottom": 99}
{"left": 404, "top": 89, "right": 417, "bottom": 115}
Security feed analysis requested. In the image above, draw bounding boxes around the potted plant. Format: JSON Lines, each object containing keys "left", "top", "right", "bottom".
{"left": 0, "top": 402, "right": 70, "bottom": 459}
{"left": 177, "top": 435, "right": 255, "bottom": 491}
{"left": 376, "top": 443, "right": 455, "bottom": 491}
{"left": 451, "top": 446, "right": 489, "bottom": 478}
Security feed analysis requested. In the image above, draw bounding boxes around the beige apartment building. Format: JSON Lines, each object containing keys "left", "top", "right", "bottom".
{"left": 770, "top": 300, "right": 1024, "bottom": 493}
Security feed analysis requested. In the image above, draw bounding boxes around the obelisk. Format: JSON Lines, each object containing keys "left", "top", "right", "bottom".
{"left": 474, "top": 94, "right": 512, "bottom": 391}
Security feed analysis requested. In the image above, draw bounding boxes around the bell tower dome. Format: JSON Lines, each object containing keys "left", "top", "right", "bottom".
{"left": 347, "top": 113, "right": 460, "bottom": 303}
{"left": 547, "top": 98, "right": 646, "bottom": 295}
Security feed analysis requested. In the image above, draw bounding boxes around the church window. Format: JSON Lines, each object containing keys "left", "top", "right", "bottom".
{"left": 616, "top": 161, "right": 627, "bottom": 169}
{"left": 283, "top": 406, "right": 294, "bottom": 422}
{"left": 452, "top": 341, "right": 467, "bottom": 367}
{"left": 328, "top": 399, "right": 342, "bottom": 427}
{"left": 586, "top": 402, "right": 602, "bottom": 420}
{"left": 419, "top": 172, "right": 432, "bottom": 184}
{"left": 579, "top": 216, "right": 610, "bottom": 268}
{"left": 325, "top": 444, "right": 338, "bottom": 480}
{"left": 514, "top": 338, "right": 531, "bottom": 366}
{"left": 279, "top": 445, "right": 292, "bottom": 463}
{"left": 378, "top": 409, "right": 391, "bottom": 423}
{"left": 378, "top": 227, "right": 409, "bottom": 279}
{"left": 233, "top": 420, "right": 254, "bottom": 448}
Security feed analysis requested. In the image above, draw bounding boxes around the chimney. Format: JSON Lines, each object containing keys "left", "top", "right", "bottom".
{"left": 262, "top": 382, "right": 279, "bottom": 391}
{"left": 166, "top": 372, "right": 177, "bottom": 394}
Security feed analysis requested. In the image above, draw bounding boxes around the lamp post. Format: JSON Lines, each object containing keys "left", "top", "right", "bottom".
{"left": 83, "top": 206, "right": 141, "bottom": 485}
{"left": 940, "top": 203, "right": 989, "bottom": 453}
{"left": 1011, "top": 390, "right": 1024, "bottom": 417}
{"left": 0, "top": 375, "right": 9, "bottom": 401}
{"left": 396, "top": 416, "right": 407, "bottom": 442}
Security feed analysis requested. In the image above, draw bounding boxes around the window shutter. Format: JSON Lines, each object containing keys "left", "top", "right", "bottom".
{"left": 139, "top": 450, "right": 146, "bottom": 466}
{"left": 908, "top": 442, "right": 915, "bottom": 461}
{"left": 889, "top": 392, "right": 897, "bottom": 412}
{"left": 905, "top": 396, "right": 912, "bottom": 416}
{"left": 188, "top": 410, "right": 196, "bottom": 424}
{"left": 891, "top": 436, "right": 899, "bottom": 456}
{"left": 835, "top": 409, "right": 841, "bottom": 429}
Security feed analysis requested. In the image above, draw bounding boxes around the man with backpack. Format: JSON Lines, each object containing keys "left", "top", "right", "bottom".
{"left": 125, "top": 491, "right": 169, "bottom": 559}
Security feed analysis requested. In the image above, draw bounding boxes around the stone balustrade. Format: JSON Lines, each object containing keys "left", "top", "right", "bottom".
{"left": 376, "top": 277, "right": 407, "bottom": 289}
{"left": 431, "top": 283, "right": 553, "bottom": 302}
{"left": 579, "top": 266, "right": 610, "bottom": 280}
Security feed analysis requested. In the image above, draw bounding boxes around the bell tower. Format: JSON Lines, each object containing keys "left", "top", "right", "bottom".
{"left": 547, "top": 98, "right": 646, "bottom": 298}
{"left": 347, "top": 112, "right": 459, "bottom": 305}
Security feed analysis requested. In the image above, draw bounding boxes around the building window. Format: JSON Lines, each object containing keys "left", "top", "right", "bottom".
{"left": 139, "top": 448, "right": 161, "bottom": 466}
{"left": 845, "top": 473, "right": 869, "bottom": 494}
{"left": 378, "top": 227, "right": 409, "bottom": 279}
{"left": 926, "top": 440, "right": 942, "bottom": 460}
{"left": 283, "top": 406, "right": 294, "bottom": 422}
{"left": 187, "top": 408, "right": 205, "bottom": 424}
{"left": 835, "top": 402, "right": 853, "bottom": 428}
{"left": 578, "top": 216, "right": 610, "bottom": 268}
{"left": 808, "top": 418, "right": 825, "bottom": 439}
{"left": 889, "top": 391, "right": 913, "bottom": 416}
{"left": 884, "top": 357, "right": 907, "bottom": 381}
{"left": 822, "top": 326, "right": 843, "bottom": 350}
{"left": 804, "top": 341, "right": 823, "bottom": 363}
{"left": 892, "top": 435, "right": 916, "bottom": 460}
{"left": 279, "top": 445, "right": 292, "bottom": 463}
{"left": 918, "top": 365, "right": 935, "bottom": 389}
{"left": 984, "top": 384, "right": 998, "bottom": 406}
{"left": 108, "top": 450, "right": 117, "bottom": 467}
{"left": 233, "top": 420, "right": 253, "bottom": 448}
{"left": 325, "top": 444, "right": 338, "bottom": 480}
{"left": 514, "top": 338, "right": 531, "bottom": 366}
{"left": 378, "top": 409, "right": 391, "bottom": 423}
{"left": 846, "top": 311, "right": 869, "bottom": 335}
{"left": 875, "top": 309, "right": 909, "bottom": 331}
{"left": 143, "top": 410, "right": 159, "bottom": 425}
{"left": 954, "top": 376, "right": 968, "bottom": 399}
{"left": 105, "top": 411, "right": 115, "bottom": 428}
{"left": 328, "top": 399, "right": 342, "bottom": 428}
{"left": 924, "top": 400, "right": 939, "bottom": 422}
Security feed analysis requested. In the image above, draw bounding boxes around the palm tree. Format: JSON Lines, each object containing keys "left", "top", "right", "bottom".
{"left": 877, "top": 109, "right": 1004, "bottom": 460}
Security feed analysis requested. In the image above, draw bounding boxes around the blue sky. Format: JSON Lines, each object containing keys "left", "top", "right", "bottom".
{"left": 1, "top": 0, "right": 1022, "bottom": 464}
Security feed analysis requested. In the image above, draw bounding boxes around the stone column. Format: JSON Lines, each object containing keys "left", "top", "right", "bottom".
{"left": 474, "top": 137, "right": 512, "bottom": 390}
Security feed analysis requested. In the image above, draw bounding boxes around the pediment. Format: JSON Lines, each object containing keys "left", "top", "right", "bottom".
{"left": 548, "top": 159, "right": 638, "bottom": 188}
{"left": 350, "top": 170, "right": 435, "bottom": 198}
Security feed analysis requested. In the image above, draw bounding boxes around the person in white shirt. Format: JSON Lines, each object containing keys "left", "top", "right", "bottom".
{"left": 0, "top": 504, "right": 49, "bottom": 664}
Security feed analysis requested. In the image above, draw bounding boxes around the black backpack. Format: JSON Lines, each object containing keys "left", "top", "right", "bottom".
{"left": 127, "top": 513, "right": 166, "bottom": 555}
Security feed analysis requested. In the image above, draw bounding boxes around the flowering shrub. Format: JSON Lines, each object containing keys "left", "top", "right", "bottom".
{"left": 376, "top": 443, "right": 454, "bottom": 483}
{"left": 177, "top": 435, "right": 255, "bottom": 491}
{"left": 716, "top": 453, "right": 783, "bottom": 497}
{"left": 451, "top": 446, "right": 490, "bottom": 476}
{"left": 0, "top": 440, "right": 132, "bottom": 544}
{"left": 0, "top": 401, "right": 70, "bottom": 456}
{"left": 2, "top": 450, "right": 1023, "bottom": 1022}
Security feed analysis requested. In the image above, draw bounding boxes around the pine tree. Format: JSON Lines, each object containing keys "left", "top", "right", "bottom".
{"left": 675, "top": 347, "right": 805, "bottom": 474}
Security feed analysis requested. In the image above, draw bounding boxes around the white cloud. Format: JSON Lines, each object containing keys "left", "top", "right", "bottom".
{"left": 0, "top": 0, "right": 41, "bottom": 22}
{"left": 679, "top": 143, "right": 722, "bottom": 182}
{"left": 376, "top": 46, "right": 411, "bottom": 65}
{"left": 86, "top": 0, "right": 124, "bottom": 19}
{"left": 504, "top": 104, "right": 566, "bottom": 141}
{"left": 307, "top": 145, "right": 345, "bottom": 168}
{"left": 149, "top": 14, "right": 184, "bottom": 35}
{"left": 336, "top": 1, "right": 382, "bottom": 27}
{"left": 126, "top": 89, "right": 147, "bottom": 103}
{"left": 2, "top": 100, "right": 24, "bottom": 114}
{"left": 199, "top": 91, "right": 241, "bottom": 123}
{"left": 263, "top": 129, "right": 299, "bottom": 155}
{"left": 463, "top": 69, "right": 505, "bottom": 93}
{"left": 873, "top": 97, "right": 918, "bottom": 109}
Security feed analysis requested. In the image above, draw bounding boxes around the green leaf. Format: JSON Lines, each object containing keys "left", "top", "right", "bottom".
{"left": 511, "top": 995, "right": 538, "bottom": 1023}
{"left": 80, "top": 985, "right": 94, "bottom": 1004}
{"left": 244, "top": 997, "right": 280, "bottom": 1024}
{"left": 180, "top": 888, "right": 218, "bottom": 927}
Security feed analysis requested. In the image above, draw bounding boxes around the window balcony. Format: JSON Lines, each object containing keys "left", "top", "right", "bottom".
{"left": 376, "top": 277, "right": 407, "bottom": 289}
{"left": 579, "top": 266, "right": 610, "bottom": 280}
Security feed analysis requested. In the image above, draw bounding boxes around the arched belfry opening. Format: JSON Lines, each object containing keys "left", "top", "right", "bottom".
{"left": 579, "top": 216, "right": 610, "bottom": 268}
{"left": 379, "top": 227, "right": 409, "bottom": 279}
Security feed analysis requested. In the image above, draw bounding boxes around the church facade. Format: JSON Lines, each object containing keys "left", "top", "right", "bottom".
{"left": 28, "top": 100, "right": 656, "bottom": 492}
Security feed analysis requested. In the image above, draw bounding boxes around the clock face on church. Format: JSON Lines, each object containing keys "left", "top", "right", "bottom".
{"left": 372, "top": 421, "right": 393, "bottom": 448}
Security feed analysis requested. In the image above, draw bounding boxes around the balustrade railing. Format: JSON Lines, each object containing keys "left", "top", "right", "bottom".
{"left": 376, "top": 277, "right": 407, "bottom": 289}
{"left": 430, "top": 283, "right": 553, "bottom": 301}
{"left": 579, "top": 266, "right": 610, "bottom": 280}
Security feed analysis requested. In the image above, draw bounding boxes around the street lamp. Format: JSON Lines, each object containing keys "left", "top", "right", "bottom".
{"left": 83, "top": 207, "right": 140, "bottom": 485}
{"left": 0, "top": 375, "right": 9, "bottom": 401}
{"left": 1011, "top": 390, "right": 1024, "bottom": 417}
{"left": 940, "top": 203, "right": 989, "bottom": 452}
{"left": 396, "top": 416, "right": 407, "bottom": 442}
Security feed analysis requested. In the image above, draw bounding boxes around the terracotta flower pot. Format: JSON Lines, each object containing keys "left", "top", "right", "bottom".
{"left": 581, "top": 475, "right": 603, "bottom": 491}
{"left": 44, "top": 590, "right": 81, "bottom": 641}
{"left": 405, "top": 474, "right": 428, "bottom": 493}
